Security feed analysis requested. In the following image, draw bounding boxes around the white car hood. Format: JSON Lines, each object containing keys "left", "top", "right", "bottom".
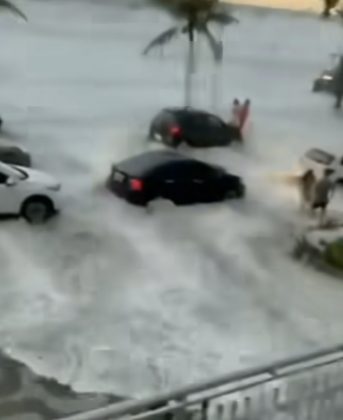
{"left": 14, "top": 165, "right": 60, "bottom": 188}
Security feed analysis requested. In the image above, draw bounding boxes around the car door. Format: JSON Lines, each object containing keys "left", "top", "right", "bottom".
{"left": 0, "top": 170, "right": 18, "bottom": 214}
{"left": 185, "top": 114, "right": 211, "bottom": 147}
{"left": 155, "top": 162, "right": 199, "bottom": 204}
{"left": 188, "top": 163, "right": 222, "bottom": 202}
{"left": 206, "top": 115, "right": 230, "bottom": 145}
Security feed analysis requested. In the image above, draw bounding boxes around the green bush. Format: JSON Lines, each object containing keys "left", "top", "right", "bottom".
{"left": 325, "top": 238, "right": 343, "bottom": 270}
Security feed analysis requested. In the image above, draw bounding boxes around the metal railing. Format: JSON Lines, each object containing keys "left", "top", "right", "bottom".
{"left": 58, "top": 343, "right": 343, "bottom": 420}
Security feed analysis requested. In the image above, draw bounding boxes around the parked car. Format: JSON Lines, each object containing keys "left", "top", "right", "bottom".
{"left": 312, "top": 54, "right": 340, "bottom": 93}
{"left": 107, "top": 150, "right": 245, "bottom": 206}
{"left": 148, "top": 107, "right": 242, "bottom": 148}
{"left": 299, "top": 148, "right": 343, "bottom": 182}
{"left": 0, "top": 161, "right": 61, "bottom": 223}
{"left": 0, "top": 142, "right": 31, "bottom": 167}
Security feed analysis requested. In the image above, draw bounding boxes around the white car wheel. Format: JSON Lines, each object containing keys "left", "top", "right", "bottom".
{"left": 22, "top": 199, "right": 52, "bottom": 224}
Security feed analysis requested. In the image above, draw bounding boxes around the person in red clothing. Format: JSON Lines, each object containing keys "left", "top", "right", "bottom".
{"left": 238, "top": 99, "right": 251, "bottom": 130}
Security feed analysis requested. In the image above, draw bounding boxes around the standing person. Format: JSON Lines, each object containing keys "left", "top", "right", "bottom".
{"left": 299, "top": 169, "right": 316, "bottom": 212}
{"left": 322, "top": 0, "right": 339, "bottom": 17}
{"left": 239, "top": 99, "right": 251, "bottom": 130}
{"left": 333, "top": 56, "right": 343, "bottom": 109}
{"left": 311, "top": 168, "right": 335, "bottom": 226}
{"left": 230, "top": 98, "right": 241, "bottom": 127}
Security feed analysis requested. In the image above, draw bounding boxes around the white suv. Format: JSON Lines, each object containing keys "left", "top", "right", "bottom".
{"left": 0, "top": 161, "right": 61, "bottom": 223}
{"left": 299, "top": 148, "right": 343, "bottom": 182}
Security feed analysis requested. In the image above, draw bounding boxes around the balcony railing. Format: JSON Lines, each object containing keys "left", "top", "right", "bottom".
{"left": 58, "top": 343, "right": 343, "bottom": 420}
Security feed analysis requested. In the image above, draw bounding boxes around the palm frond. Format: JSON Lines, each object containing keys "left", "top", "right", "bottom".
{"left": 146, "top": 0, "right": 218, "bottom": 18}
{"left": 201, "top": 25, "right": 223, "bottom": 62}
{"left": 207, "top": 11, "right": 238, "bottom": 25}
{"left": 143, "top": 26, "right": 180, "bottom": 55}
{"left": 0, "top": 0, "right": 27, "bottom": 20}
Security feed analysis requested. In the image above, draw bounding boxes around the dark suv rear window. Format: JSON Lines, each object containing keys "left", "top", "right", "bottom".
{"left": 153, "top": 111, "right": 176, "bottom": 129}
{"left": 112, "top": 169, "right": 126, "bottom": 183}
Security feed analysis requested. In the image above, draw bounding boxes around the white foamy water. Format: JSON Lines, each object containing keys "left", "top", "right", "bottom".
{"left": 0, "top": 0, "right": 343, "bottom": 398}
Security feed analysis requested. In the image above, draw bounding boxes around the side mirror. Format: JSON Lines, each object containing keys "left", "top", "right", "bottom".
{"left": 6, "top": 178, "right": 16, "bottom": 187}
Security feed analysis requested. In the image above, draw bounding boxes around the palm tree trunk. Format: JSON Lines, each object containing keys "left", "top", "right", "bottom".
{"left": 211, "top": 25, "right": 223, "bottom": 113}
{"left": 184, "top": 22, "right": 195, "bottom": 107}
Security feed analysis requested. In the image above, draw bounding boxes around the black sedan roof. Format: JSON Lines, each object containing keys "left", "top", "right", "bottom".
{"left": 114, "top": 150, "right": 189, "bottom": 177}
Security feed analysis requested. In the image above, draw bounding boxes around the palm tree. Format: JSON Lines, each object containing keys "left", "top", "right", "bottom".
{"left": 0, "top": 0, "right": 27, "bottom": 20}
{"left": 143, "top": 0, "right": 237, "bottom": 106}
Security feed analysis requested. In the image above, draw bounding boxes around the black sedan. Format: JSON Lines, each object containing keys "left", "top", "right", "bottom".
{"left": 149, "top": 107, "right": 242, "bottom": 148}
{"left": 107, "top": 150, "right": 245, "bottom": 206}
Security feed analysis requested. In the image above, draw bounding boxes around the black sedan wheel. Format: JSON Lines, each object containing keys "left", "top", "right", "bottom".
{"left": 312, "top": 80, "right": 322, "bottom": 92}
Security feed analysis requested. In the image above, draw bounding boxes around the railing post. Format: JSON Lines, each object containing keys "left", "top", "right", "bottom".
{"left": 200, "top": 399, "right": 209, "bottom": 420}
{"left": 228, "top": 400, "right": 238, "bottom": 420}
{"left": 272, "top": 387, "right": 280, "bottom": 409}
{"left": 215, "top": 403, "right": 224, "bottom": 420}
{"left": 173, "top": 398, "right": 190, "bottom": 420}
{"left": 314, "top": 371, "right": 326, "bottom": 420}
{"left": 242, "top": 396, "right": 252, "bottom": 420}
{"left": 305, "top": 375, "right": 318, "bottom": 420}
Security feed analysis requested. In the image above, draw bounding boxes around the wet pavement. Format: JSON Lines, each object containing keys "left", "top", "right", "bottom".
{"left": 0, "top": 351, "right": 120, "bottom": 419}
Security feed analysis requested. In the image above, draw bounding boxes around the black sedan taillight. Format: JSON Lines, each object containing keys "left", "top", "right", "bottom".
{"left": 130, "top": 178, "right": 144, "bottom": 192}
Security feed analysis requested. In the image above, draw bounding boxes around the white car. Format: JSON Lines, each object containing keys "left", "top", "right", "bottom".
{"left": 299, "top": 148, "right": 343, "bottom": 182}
{"left": 0, "top": 161, "right": 61, "bottom": 223}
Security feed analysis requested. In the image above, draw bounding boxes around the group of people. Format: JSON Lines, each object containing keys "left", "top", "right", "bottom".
{"left": 230, "top": 98, "right": 251, "bottom": 132}
{"left": 228, "top": 95, "right": 336, "bottom": 227}
{"left": 299, "top": 168, "right": 336, "bottom": 226}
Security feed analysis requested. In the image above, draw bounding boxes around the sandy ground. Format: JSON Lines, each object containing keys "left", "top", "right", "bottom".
{"left": 228, "top": 0, "right": 322, "bottom": 12}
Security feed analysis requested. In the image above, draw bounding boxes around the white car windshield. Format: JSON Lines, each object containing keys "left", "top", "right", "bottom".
{"left": 11, "top": 166, "right": 28, "bottom": 180}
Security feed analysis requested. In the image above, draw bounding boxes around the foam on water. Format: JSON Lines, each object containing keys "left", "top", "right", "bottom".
{"left": 0, "top": 0, "right": 343, "bottom": 397}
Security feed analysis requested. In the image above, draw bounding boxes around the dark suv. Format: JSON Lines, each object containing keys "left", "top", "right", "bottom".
{"left": 149, "top": 107, "right": 242, "bottom": 148}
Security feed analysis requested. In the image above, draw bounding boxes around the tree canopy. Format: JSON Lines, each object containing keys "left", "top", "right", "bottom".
{"left": 0, "top": 0, "right": 27, "bottom": 21}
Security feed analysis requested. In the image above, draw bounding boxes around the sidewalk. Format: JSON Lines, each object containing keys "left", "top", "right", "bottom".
{"left": 227, "top": 0, "right": 322, "bottom": 12}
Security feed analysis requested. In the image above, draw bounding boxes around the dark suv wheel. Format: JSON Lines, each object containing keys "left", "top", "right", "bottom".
{"left": 312, "top": 80, "right": 322, "bottom": 92}
{"left": 166, "top": 135, "right": 182, "bottom": 148}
